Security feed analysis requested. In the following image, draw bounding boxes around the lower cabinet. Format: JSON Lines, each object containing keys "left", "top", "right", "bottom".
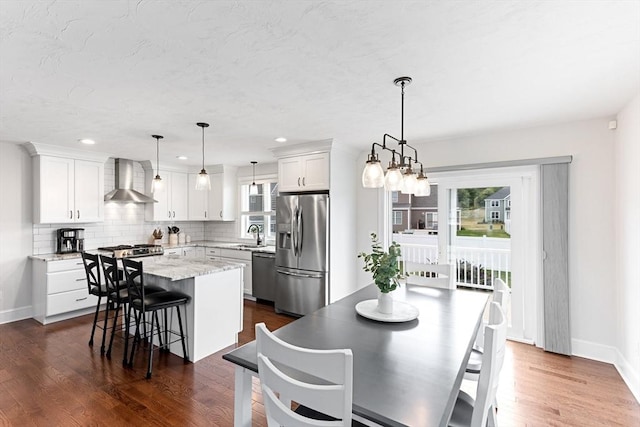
{"left": 32, "top": 257, "right": 99, "bottom": 325}
{"left": 204, "top": 247, "right": 252, "bottom": 296}
{"left": 218, "top": 249, "right": 253, "bottom": 296}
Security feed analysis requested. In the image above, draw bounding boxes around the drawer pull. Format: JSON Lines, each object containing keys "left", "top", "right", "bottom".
{"left": 75, "top": 297, "right": 88, "bottom": 302}
{"left": 76, "top": 278, "right": 86, "bottom": 282}
{"left": 76, "top": 262, "right": 83, "bottom": 265}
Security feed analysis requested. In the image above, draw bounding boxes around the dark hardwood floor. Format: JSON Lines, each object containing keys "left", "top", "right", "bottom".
{"left": 1, "top": 300, "right": 638, "bottom": 426}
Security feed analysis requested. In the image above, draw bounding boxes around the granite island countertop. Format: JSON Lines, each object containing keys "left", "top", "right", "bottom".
{"left": 138, "top": 255, "right": 244, "bottom": 281}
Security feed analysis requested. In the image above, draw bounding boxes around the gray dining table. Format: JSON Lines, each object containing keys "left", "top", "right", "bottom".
{"left": 223, "top": 283, "right": 490, "bottom": 427}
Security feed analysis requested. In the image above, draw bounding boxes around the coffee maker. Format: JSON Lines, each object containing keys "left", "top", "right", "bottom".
{"left": 56, "top": 228, "right": 85, "bottom": 254}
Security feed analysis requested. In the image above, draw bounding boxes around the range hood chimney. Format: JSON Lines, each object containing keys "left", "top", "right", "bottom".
{"left": 104, "top": 159, "right": 157, "bottom": 203}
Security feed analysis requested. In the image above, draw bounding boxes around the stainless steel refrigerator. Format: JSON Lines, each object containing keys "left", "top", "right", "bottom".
{"left": 275, "top": 193, "right": 329, "bottom": 316}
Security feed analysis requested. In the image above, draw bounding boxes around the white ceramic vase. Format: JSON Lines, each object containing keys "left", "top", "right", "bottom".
{"left": 377, "top": 291, "right": 393, "bottom": 314}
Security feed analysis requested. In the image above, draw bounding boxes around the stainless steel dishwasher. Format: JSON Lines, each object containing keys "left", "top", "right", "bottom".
{"left": 252, "top": 251, "right": 276, "bottom": 302}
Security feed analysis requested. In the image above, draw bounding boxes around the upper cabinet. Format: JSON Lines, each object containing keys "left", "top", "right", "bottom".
{"left": 145, "top": 171, "right": 188, "bottom": 221}
{"left": 207, "top": 165, "right": 237, "bottom": 221}
{"left": 25, "top": 143, "right": 108, "bottom": 224}
{"left": 278, "top": 152, "right": 330, "bottom": 192}
{"left": 187, "top": 173, "right": 208, "bottom": 220}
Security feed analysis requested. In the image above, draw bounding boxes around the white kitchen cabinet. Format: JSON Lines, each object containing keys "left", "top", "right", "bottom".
{"left": 32, "top": 257, "right": 99, "bottom": 325}
{"left": 34, "top": 156, "right": 104, "bottom": 224}
{"left": 219, "top": 248, "right": 252, "bottom": 296}
{"left": 145, "top": 171, "right": 188, "bottom": 221}
{"left": 278, "top": 152, "right": 330, "bottom": 192}
{"left": 207, "top": 165, "right": 238, "bottom": 221}
{"left": 188, "top": 173, "right": 209, "bottom": 220}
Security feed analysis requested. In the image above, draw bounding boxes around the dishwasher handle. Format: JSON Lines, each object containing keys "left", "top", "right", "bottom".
{"left": 253, "top": 253, "right": 275, "bottom": 259}
{"left": 277, "top": 269, "right": 323, "bottom": 279}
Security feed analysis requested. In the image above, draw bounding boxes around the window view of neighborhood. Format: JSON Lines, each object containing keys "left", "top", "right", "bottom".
{"left": 458, "top": 187, "right": 511, "bottom": 238}
{"left": 392, "top": 186, "right": 512, "bottom": 296}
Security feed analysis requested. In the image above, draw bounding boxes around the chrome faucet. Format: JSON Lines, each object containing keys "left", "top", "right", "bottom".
{"left": 247, "top": 224, "right": 262, "bottom": 246}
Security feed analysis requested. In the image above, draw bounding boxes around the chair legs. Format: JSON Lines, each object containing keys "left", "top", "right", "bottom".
{"left": 126, "top": 305, "right": 189, "bottom": 379}
{"left": 88, "top": 295, "right": 103, "bottom": 346}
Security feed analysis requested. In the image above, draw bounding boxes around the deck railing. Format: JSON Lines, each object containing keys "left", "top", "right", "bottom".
{"left": 399, "top": 242, "right": 511, "bottom": 290}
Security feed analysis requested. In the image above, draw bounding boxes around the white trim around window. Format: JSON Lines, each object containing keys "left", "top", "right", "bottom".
{"left": 238, "top": 175, "right": 278, "bottom": 240}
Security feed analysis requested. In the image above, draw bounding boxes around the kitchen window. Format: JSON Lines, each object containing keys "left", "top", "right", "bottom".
{"left": 239, "top": 179, "right": 278, "bottom": 240}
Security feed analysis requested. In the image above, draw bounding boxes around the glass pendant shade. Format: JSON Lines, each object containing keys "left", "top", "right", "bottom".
{"left": 414, "top": 176, "right": 431, "bottom": 196}
{"left": 384, "top": 166, "right": 403, "bottom": 191}
{"left": 401, "top": 171, "right": 418, "bottom": 194}
{"left": 195, "top": 169, "right": 211, "bottom": 191}
{"left": 362, "top": 160, "right": 384, "bottom": 188}
{"left": 151, "top": 175, "right": 163, "bottom": 193}
{"left": 249, "top": 183, "right": 258, "bottom": 195}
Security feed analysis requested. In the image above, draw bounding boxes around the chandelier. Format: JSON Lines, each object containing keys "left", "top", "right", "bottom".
{"left": 361, "top": 77, "right": 430, "bottom": 196}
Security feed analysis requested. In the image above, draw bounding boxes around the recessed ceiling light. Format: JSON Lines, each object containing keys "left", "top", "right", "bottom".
{"left": 79, "top": 139, "right": 95, "bottom": 145}
{"left": 275, "top": 137, "right": 287, "bottom": 143}
{"left": 176, "top": 155, "right": 188, "bottom": 160}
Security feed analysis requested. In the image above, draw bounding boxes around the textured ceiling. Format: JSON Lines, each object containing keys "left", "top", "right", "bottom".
{"left": 1, "top": 1, "right": 639, "bottom": 167}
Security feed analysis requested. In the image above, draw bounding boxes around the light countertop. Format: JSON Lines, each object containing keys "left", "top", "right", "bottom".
{"left": 30, "top": 240, "right": 275, "bottom": 262}
{"left": 138, "top": 256, "right": 244, "bottom": 281}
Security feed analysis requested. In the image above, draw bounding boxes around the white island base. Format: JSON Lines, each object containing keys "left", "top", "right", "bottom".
{"left": 140, "top": 258, "right": 244, "bottom": 363}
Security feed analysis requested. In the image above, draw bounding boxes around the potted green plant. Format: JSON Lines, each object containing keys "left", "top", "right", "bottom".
{"left": 358, "top": 233, "right": 403, "bottom": 314}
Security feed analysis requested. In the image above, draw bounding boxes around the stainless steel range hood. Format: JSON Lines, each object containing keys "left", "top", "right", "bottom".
{"left": 104, "top": 159, "right": 157, "bottom": 203}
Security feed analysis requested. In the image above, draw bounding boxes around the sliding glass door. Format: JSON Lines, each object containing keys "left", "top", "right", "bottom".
{"left": 391, "top": 166, "right": 540, "bottom": 342}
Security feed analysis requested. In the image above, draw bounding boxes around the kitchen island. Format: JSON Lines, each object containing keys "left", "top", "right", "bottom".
{"left": 139, "top": 255, "right": 245, "bottom": 362}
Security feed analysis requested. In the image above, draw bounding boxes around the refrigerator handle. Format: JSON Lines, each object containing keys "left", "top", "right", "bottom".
{"left": 297, "top": 206, "right": 303, "bottom": 254}
{"left": 277, "top": 269, "right": 323, "bottom": 279}
{"left": 292, "top": 207, "right": 299, "bottom": 257}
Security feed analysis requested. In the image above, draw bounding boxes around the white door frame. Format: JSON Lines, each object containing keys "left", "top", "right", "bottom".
{"left": 429, "top": 165, "right": 541, "bottom": 343}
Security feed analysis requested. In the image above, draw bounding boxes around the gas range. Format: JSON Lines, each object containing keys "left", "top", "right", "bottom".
{"left": 97, "top": 244, "right": 164, "bottom": 259}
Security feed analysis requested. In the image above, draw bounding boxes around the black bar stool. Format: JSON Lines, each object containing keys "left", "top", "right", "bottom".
{"left": 81, "top": 252, "right": 110, "bottom": 354}
{"left": 122, "top": 258, "right": 190, "bottom": 379}
{"left": 100, "top": 255, "right": 165, "bottom": 364}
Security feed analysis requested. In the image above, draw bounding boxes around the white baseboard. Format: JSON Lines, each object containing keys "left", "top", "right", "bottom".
{"left": 0, "top": 305, "right": 33, "bottom": 324}
{"left": 572, "top": 338, "right": 639, "bottom": 404}
{"left": 614, "top": 349, "right": 640, "bottom": 404}
{"left": 571, "top": 338, "right": 617, "bottom": 363}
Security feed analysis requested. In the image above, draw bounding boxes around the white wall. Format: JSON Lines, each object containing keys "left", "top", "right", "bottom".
{"left": 357, "top": 118, "right": 617, "bottom": 353}
{"left": 614, "top": 92, "right": 640, "bottom": 401}
{"left": 0, "top": 142, "right": 33, "bottom": 322}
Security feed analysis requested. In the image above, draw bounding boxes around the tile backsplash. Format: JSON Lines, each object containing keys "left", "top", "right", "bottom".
{"left": 32, "top": 159, "right": 237, "bottom": 254}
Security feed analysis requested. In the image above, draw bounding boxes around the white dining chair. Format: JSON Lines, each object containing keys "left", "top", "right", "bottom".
{"left": 466, "top": 289, "right": 507, "bottom": 379}
{"left": 256, "top": 322, "right": 366, "bottom": 427}
{"left": 404, "top": 262, "right": 455, "bottom": 289}
{"left": 449, "top": 301, "right": 507, "bottom": 427}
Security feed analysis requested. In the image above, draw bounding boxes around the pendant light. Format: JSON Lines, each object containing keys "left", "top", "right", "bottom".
{"left": 195, "top": 122, "right": 211, "bottom": 191}
{"left": 151, "top": 134, "right": 163, "bottom": 193}
{"left": 249, "top": 161, "right": 258, "bottom": 195}
{"left": 362, "top": 76, "right": 429, "bottom": 195}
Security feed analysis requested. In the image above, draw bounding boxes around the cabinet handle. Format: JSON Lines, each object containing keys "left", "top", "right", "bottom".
{"left": 77, "top": 210, "right": 80, "bottom": 219}
{"left": 75, "top": 297, "right": 88, "bottom": 302}
{"left": 168, "top": 211, "right": 171, "bottom": 218}
{"left": 76, "top": 278, "right": 86, "bottom": 282}
{"left": 298, "top": 177, "right": 301, "bottom": 186}
{"left": 173, "top": 211, "right": 176, "bottom": 218}
{"left": 204, "top": 211, "right": 207, "bottom": 218}
{"left": 75, "top": 262, "right": 83, "bottom": 266}
{"left": 70, "top": 210, "right": 73, "bottom": 219}
{"left": 302, "top": 177, "right": 305, "bottom": 186}
{"left": 219, "top": 210, "right": 222, "bottom": 218}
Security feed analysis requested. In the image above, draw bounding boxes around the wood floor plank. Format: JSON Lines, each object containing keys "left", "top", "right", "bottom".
{"left": 0, "top": 300, "right": 638, "bottom": 426}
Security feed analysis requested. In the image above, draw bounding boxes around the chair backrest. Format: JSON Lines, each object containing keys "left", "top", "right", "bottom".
{"left": 122, "top": 258, "right": 145, "bottom": 305}
{"left": 100, "top": 255, "right": 120, "bottom": 296}
{"left": 471, "top": 302, "right": 507, "bottom": 427}
{"left": 81, "top": 251, "right": 101, "bottom": 293}
{"left": 404, "top": 262, "right": 455, "bottom": 289}
{"left": 255, "top": 323, "right": 353, "bottom": 427}
{"left": 493, "top": 277, "right": 510, "bottom": 309}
